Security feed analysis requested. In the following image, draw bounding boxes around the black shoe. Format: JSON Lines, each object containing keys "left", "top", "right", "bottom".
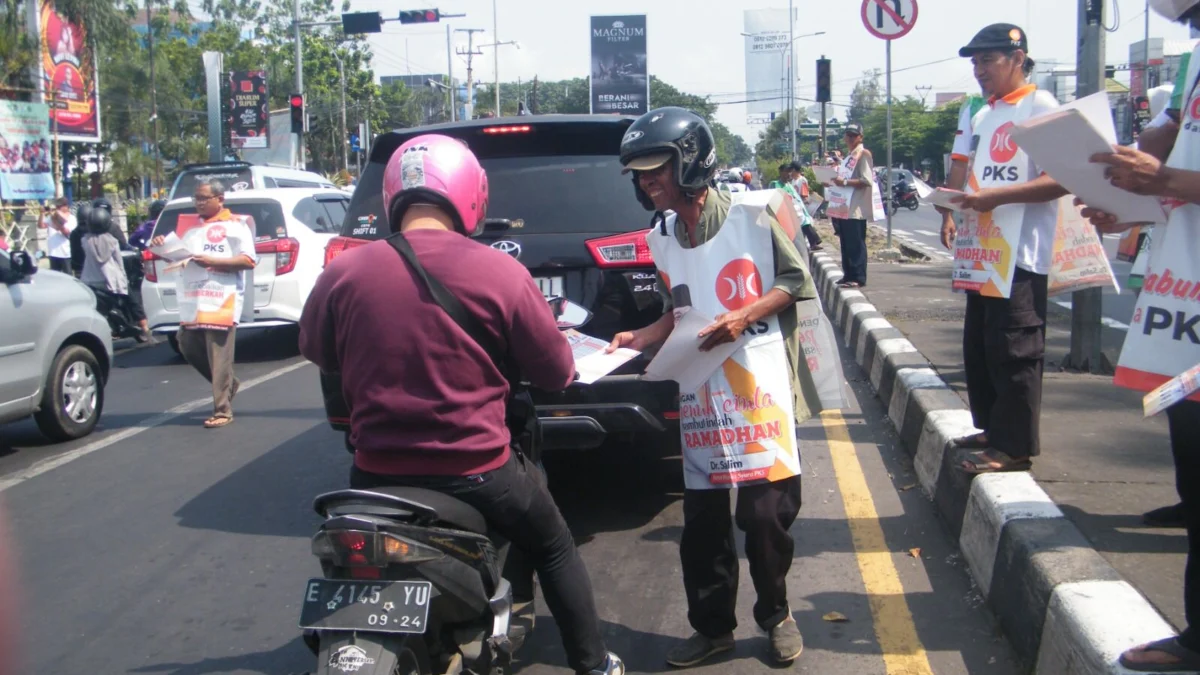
{"left": 1144, "top": 503, "right": 1186, "bottom": 528}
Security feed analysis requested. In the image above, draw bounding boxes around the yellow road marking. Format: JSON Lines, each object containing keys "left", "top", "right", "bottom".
{"left": 820, "top": 410, "right": 935, "bottom": 675}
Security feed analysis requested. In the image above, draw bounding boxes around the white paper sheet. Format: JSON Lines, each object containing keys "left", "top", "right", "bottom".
{"left": 1144, "top": 362, "right": 1200, "bottom": 417}
{"left": 811, "top": 166, "right": 839, "bottom": 184}
{"left": 149, "top": 233, "right": 193, "bottom": 262}
{"left": 924, "top": 188, "right": 966, "bottom": 211}
{"left": 564, "top": 330, "right": 639, "bottom": 385}
{"left": 1009, "top": 108, "right": 1167, "bottom": 225}
{"left": 642, "top": 310, "right": 744, "bottom": 393}
{"left": 1055, "top": 91, "right": 1119, "bottom": 145}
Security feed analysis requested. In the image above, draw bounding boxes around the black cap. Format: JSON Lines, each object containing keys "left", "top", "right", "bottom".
{"left": 844, "top": 122, "right": 863, "bottom": 136}
{"left": 959, "top": 23, "right": 1029, "bottom": 57}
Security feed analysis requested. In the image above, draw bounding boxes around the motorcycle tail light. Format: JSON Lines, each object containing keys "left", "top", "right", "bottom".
{"left": 312, "top": 529, "right": 444, "bottom": 568}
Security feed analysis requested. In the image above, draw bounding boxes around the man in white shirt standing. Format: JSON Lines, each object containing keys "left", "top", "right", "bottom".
{"left": 38, "top": 197, "right": 75, "bottom": 274}
{"left": 948, "top": 24, "right": 1068, "bottom": 474}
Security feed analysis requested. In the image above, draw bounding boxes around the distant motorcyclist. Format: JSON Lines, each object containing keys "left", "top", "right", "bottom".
{"left": 298, "top": 134, "right": 624, "bottom": 675}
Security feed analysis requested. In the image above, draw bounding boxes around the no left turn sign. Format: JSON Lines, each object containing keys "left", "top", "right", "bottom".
{"left": 861, "top": 0, "right": 918, "bottom": 40}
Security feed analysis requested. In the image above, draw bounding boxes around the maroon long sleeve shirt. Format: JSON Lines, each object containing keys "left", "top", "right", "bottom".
{"left": 299, "top": 230, "right": 575, "bottom": 476}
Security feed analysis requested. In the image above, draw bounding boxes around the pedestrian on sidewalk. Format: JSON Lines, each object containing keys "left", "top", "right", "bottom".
{"left": 821, "top": 122, "right": 873, "bottom": 288}
{"left": 38, "top": 197, "right": 75, "bottom": 274}
{"left": 609, "top": 107, "right": 825, "bottom": 668}
{"left": 944, "top": 24, "right": 1068, "bottom": 474}
{"left": 1072, "top": 3, "right": 1200, "bottom": 668}
{"left": 770, "top": 163, "right": 823, "bottom": 252}
{"left": 149, "top": 181, "right": 256, "bottom": 429}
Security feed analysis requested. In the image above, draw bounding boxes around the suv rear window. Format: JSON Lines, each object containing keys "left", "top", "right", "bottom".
{"left": 172, "top": 167, "right": 255, "bottom": 199}
{"left": 341, "top": 123, "right": 648, "bottom": 240}
{"left": 153, "top": 200, "right": 287, "bottom": 241}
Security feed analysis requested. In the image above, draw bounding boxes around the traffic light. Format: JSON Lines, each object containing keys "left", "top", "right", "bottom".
{"left": 290, "top": 93, "right": 305, "bottom": 134}
{"left": 816, "top": 58, "right": 832, "bottom": 104}
{"left": 398, "top": 9, "right": 440, "bottom": 24}
{"left": 342, "top": 11, "right": 382, "bottom": 34}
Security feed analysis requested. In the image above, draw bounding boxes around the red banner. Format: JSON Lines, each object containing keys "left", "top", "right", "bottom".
{"left": 39, "top": 0, "right": 100, "bottom": 143}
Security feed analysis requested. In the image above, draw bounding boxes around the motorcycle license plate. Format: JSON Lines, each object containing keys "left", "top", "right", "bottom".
{"left": 298, "top": 578, "right": 432, "bottom": 634}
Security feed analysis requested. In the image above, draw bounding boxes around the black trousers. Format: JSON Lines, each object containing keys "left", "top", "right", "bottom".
{"left": 48, "top": 256, "right": 70, "bottom": 274}
{"left": 681, "top": 475, "right": 802, "bottom": 637}
{"left": 835, "top": 218, "right": 868, "bottom": 285}
{"left": 962, "top": 267, "right": 1048, "bottom": 458}
{"left": 1170, "top": 400, "right": 1200, "bottom": 651}
{"left": 351, "top": 452, "right": 607, "bottom": 673}
{"left": 801, "top": 224, "right": 822, "bottom": 248}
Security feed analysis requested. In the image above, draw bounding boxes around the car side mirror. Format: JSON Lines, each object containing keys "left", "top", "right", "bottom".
{"left": 9, "top": 251, "right": 37, "bottom": 279}
{"left": 548, "top": 296, "right": 592, "bottom": 330}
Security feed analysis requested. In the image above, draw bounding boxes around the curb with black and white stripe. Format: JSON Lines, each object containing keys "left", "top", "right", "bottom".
{"left": 808, "top": 249, "right": 1176, "bottom": 674}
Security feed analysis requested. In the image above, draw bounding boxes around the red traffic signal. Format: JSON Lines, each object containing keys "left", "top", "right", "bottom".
{"left": 290, "top": 94, "right": 305, "bottom": 134}
{"left": 398, "top": 8, "right": 440, "bottom": 24}
{"left": 290, "top": 94, "right": 304, "bottom": 108}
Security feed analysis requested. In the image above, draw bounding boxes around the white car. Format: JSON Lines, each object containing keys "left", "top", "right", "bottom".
{"left": 0, "top": 249, "right": 113, "bottom": 440}
{"left": 141, "top": 188, "right": 350, "bottom": 352}
{"left": 166, "top": 161, "right": 339, "bottom": 200}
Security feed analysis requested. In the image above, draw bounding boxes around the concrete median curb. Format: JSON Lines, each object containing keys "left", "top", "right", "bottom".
{"left": 807, "top": 250, "right": 1177, "bottom": 674}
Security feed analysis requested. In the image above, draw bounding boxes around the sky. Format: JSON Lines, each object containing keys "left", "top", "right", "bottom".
{"left": 191, "top": 0, "right": 1196, "bottom": 148}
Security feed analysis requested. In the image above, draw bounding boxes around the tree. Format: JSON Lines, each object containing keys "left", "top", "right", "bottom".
{"left": 847, "top": 69, "right": 882, "bottom": 124}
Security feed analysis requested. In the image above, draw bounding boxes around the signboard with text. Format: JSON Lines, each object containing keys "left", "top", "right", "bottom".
{"left": 589, "top": 15, "right": 649, "bottom": 115}
{"left": 36, "top": 0, "right": 101, "bottom": 143}
{"left": 743, "top": 8, "right": 791, "bottom": 120}
{"left": 0, "top": 101, "right": 55, "bottom": 200}
{"left": 227, "top": 71, "right": 270, "bottom": 149}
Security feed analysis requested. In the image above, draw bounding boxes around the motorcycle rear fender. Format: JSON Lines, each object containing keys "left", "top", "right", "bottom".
{"left": 316, "top": 631, "right": 425, "bottom": 675}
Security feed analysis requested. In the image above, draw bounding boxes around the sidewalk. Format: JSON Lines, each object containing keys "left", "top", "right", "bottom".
{"left": 806, "top": 221, "right": 1183, "bottom": 672}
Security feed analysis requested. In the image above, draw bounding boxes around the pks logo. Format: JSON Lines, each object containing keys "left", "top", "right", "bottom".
{"left": 716, "top": 258, "right": 762, "bottom": 312}
{"left": 989, "top": 122, "right": 1018, "bottom": 163}
{"left": 206, "top": 225, "right": 226, "bottom": 244}
{"left": 1189, "top": 95, "right": 1200, "bottom": 122}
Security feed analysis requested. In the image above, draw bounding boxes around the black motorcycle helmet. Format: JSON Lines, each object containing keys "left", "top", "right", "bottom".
{"left": 86, "top": 198, "right": 113, "bottom": 235}
{"left": 148, "top": 199, "right": 167, "bottom": 221}
{"left": 619, "top": 107, "right": 718, "bottom": 212}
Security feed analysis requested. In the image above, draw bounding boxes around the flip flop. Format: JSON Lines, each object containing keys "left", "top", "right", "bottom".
{"left": 838, "top": 281, "right": 862, "bottom": 288}
{"left": 953, "top": 432, "right": 990, "bottom": 449}
{"left": 957, "top": 449, "right": 1032, "bottom": 475}
{"left": 204, "top": 416, "right": 233, "bottom": 429}
{"left": 1120, "top": 636, "right": 1200, "bottom": 672}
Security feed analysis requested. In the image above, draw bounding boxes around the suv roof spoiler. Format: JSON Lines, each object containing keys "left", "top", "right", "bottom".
{"left": 179, "top": 161, "right": 253, "bottom": 171}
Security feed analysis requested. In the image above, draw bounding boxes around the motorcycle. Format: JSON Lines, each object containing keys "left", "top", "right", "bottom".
{"left": 891, "top": 182, "right": 920, "bottom": 212}
{"left": 299, "top": 297, "right": 592, "bottom": 675}
{"left": 91, "top": 250, "right": 148, "bottom": 342}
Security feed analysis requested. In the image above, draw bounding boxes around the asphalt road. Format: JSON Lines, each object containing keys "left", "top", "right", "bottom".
{"left": 0, "top": 329, "right": 1019, "bottom": 675}
{"left": 878, "top": 206, "right": 1138, "bottom": 331}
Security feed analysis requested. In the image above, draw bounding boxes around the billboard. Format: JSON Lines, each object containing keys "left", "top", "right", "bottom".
{"left": 36, "top": 0, "right": 100, "bottom": 143}
{"left": 0, "top": 101, "right": 55, "bottom": 200}
{"left": 227, "top": 70, "right": 270, "bottom": 149}
{"left": 744, "top": 8, "right": 792, "bottom": 123}
{"left": 589, "top": 15, "right": 648, "bottom": 115}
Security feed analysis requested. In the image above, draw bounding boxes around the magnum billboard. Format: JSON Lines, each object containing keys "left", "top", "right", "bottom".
{"left": 36, "top": 0, "right": 100, "bottom": 143}
{"left": 589, "top": 15, "right": 648, "bottom": 115}
{"left": 227, "top": 70, "right": 270, "bottom": 149}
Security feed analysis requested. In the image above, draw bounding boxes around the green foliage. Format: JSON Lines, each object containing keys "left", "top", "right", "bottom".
{"left": 858, "top": 96, "right": 961, "bottom": 182}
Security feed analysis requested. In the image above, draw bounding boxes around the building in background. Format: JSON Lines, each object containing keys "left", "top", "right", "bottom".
{"left": 934, "top": 92, "right": 967, "bottom": 107}
{"left": 1127, "top": 38, "right": 1196, "bottom": 98}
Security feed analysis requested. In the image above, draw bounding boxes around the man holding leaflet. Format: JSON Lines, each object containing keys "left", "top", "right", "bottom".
{"left": 946, "top": 24, "right": 1068, "bottom": 474}
{"left": 608, "top": 107, "right": 824, "bottom": 667}
{"left": 1073, "top": 1, "right": 1200, "bottom": 668}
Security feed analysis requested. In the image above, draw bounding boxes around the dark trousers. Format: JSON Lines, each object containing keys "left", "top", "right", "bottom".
{"left": 835, "top": 218, "right": 868, "bottom": 285}
{"left": 351, "top": 452, "right": 608, "bottom": 673}
{"left": 801, "top": 224, "right": 822, "bottom": 248}
{"left": 962, "top": 267, "right": 1048, "bottom": 458}
{"left": 1170, "top": 400, "right": 1200, "bottom": 651}
{"left": 681, "top": 476, "right": 802, "bottom": 637}
{"left": 48, "top": 256, "right": 70, "bottom": 274}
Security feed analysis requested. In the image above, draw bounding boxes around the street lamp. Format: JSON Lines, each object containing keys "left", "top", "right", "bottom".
{"left": 480, "top": 39, "right": 520, "bottom": 116}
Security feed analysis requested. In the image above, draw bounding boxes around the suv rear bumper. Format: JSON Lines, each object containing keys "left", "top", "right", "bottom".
{"left": 533, "top": 375, "right": 678, "bottom": 451}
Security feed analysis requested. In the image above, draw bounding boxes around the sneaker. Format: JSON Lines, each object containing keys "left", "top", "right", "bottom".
{"left": 582, "top": 652, "right": 625, "bottom": 675}
{"left": 768, "top": 615, "right": 804, "bottom": 663}
{"left": 666, "top": 632, "right": 735, "bottom": 668}
{"left": 1144, "top": 503, "right": 1186, "bottom": 528}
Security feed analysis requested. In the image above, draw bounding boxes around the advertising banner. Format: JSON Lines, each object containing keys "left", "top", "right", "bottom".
{"left": 0, "top": 101, "right": 55, "bottom": 200}
{"left": 227, "top": 71, "right": 270, "bottom": 149}
{"left": 1047, "top": 197, "right": 1120, "bottom": 297}
{"left": 589, "top": 15, "right": 648, "bottom": 115}
{"left": 37, "top": 0, "right": 100, "bottom": 143}
{"left": 743, "top": 8, "right": 792, "bottom": 122}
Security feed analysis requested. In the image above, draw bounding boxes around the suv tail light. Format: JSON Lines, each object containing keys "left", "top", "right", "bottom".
{"left": 481, "top": 124, "right": 532, "bottom": 135}
{"left": 586, "top": 229, "right": 654, "bottom": 269}
{"left": 141, "top": 250, "right": 160, "bottom": 282}
{"left": 312, "top": 529, "right": 444, "bottom": 569}
{"left": 256, "top": 237, "right": 300, "bottom": 275}
{"left": 324, "top": 236, "right": 368, "bottom": 267}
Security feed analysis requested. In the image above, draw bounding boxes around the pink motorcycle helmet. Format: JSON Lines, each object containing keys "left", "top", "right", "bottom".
{"left": 382, "top": 134, "right": 489, "bottom": 236}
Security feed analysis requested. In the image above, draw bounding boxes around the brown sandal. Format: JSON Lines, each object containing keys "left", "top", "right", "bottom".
{"left": 957, "top": 449, "right": 1031, "bottom": 475}
{"left": 204, "top": 416, "right": 233, "bottom": 429}
{"left": 953, "top": 433, "right": 990, "bottom": 449}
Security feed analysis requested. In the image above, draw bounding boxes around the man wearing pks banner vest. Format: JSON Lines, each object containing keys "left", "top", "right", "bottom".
{"left": 947, "top": 24, "right": 1069, "bottom": 474}
{"left": 607, "top": 107, "right": 829, "bottom": 667}
{"left": 1074, "top": 2, "right": 1200, "bottom": 669}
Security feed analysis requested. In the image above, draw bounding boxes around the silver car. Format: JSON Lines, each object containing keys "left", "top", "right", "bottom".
{"left": 0, "top": 250, "right": 113, "bottom": 441}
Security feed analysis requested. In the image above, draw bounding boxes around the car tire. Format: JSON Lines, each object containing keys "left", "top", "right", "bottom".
{"left": 167, "top": 332, "right": 181, "bottom": 355}
{"left": 33, "top": 345, "right": 105, "bottom": 442}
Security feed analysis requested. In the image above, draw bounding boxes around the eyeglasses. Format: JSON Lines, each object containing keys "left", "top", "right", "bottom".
{"left": 192, "top": 194, "right": 217, "bottom": 203}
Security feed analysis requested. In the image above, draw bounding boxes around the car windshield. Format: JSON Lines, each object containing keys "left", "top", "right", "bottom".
{"left": 171, "top": 167, "right": 254, "bottom": 199}
{"left": 152, "top": 200, "right": 287, "bottom": 241}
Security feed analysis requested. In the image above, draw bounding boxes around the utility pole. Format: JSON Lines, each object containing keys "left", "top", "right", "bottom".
{"left": 456, "top": 28, "right": 484, "bottom": 119}
{"left": 145, "top": 0, "right": 161, "bottom": 193}
{"left": 336, "top": 54, "right": 348, "bottom": 173}
{"left": 446, "top": 23, "right": 456, "bottom": 121}
{"left": 915, "top": 85, "right": 933, "bottom": 107}
{"left": 530, "top": 75, "right": 539, "bottom": 114}
{"left": 1066, "top": 0, "right": 1107, "bottom": 372}
{"left": 293, "top": 0, "right": 305, "bottom": 169}
{"left": 493, "top": 0, "right": 500, "bottom": 114}
{"left": 788, "top": 0, "right": 796, "bottom": 161}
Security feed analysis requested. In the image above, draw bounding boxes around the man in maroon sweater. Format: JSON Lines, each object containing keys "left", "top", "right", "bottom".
{"left": 298, "top": 134, "right": 623, "bottom": 675}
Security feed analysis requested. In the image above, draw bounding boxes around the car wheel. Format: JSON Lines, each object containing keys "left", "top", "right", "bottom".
{"left": 33, "top": 345, "right": 105, "bottom": 441}
{"left": 167, "top": 332, "right": 181, "bottom": 355}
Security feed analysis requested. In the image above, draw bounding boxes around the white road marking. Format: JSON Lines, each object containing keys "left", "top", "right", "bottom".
{"left": 1051, "top": 299, "right": 1130, "bottom": 331}
{"left": 915, "top": 229, "right": 939, "bottom": 237}
{"left": 0, "top": 360, "right": 312, "bottom": 493}
{"left": 892, "top": 229, "right": 912, "bottom": 236}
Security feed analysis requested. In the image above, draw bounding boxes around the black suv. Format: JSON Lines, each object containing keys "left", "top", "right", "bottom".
{"left": 318, "top": 115, "right": 678, "bottom": 452}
